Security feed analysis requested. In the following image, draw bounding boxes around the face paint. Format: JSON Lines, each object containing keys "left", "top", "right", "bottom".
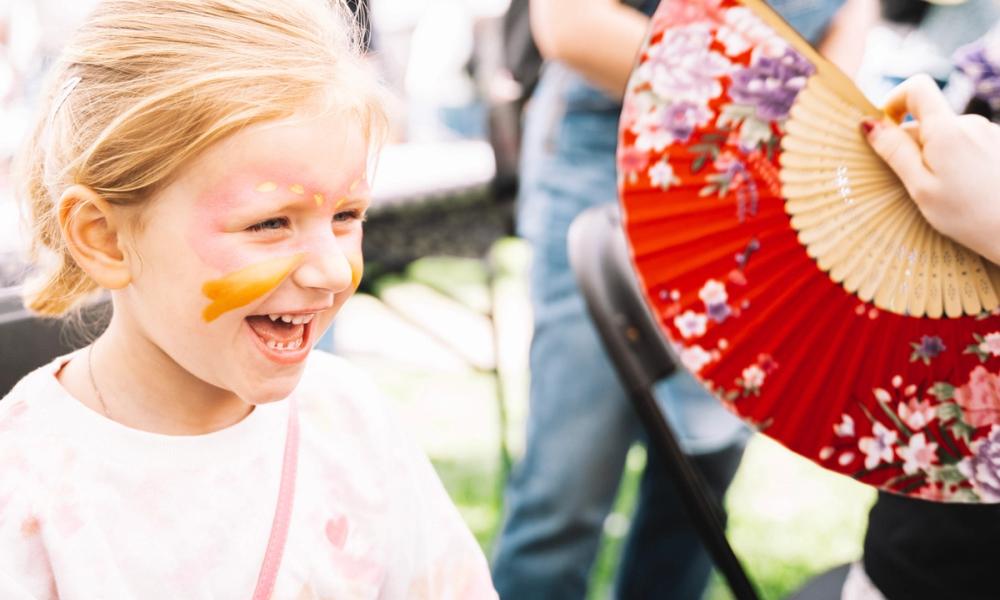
{"left": 255, "top": 181, "right": 278, "bottom": 193}
{"left": 202, "top": 253, "right": 306, "bottom": 322}
{"left": 289, "top": 183, "right": 305, "bottom": 195}
{"left": 313, "top": 193, "right": 325, "bottom": 207}
{"left": 348, "top": 253, "right": 364, "bottom": 290}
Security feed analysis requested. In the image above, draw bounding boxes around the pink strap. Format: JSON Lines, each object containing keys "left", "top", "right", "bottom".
{"left": 251, "top": 397, "right": 300, "bottom": 600}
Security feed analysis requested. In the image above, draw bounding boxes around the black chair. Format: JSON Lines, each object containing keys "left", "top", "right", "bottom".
{"left": 567, "top": 203, "right": 851, "bottom": 600}
{"left": 567, "top": 202, "right": 759, "bottom": 599}
{"left": 0, "top": 287, "right": 109, "bottom": 397}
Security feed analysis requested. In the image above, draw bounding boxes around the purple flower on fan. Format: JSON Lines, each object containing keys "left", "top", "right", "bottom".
{"left": 959, "top": 424, "right": 1000, "bottom": 502}
{"left": 706, "top": 301, "right": 731, "bottom": 323}
{"left": 954, "top": 39, "right": 1000, "bottom": 111}
{"left": 910, "top": 335, "right": 946, "bottom": 364}
{"left": 660, "top": 101, "right": 712, "bottom": 143}
{"left": 729, "top": 48, "right": 815, "bottom": 122}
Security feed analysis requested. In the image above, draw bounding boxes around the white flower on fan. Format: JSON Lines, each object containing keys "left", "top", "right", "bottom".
{"left": 636, "top": 24, "right": 732, "bottom": 106}
{"left": 674, "top": 310, "right": 708, "bottom": 339}
{"left": 716, "top": 7, "right": 789, "bottom": 58}
{"left": 680, "top": 344, "right": 713, "bottom": 373}
{"left": 741, "top": 364, "right": 765, "bottom": 389}
{"left": 897, "top": 433, "right": 939, "bottom": 475}
{"left": 649, "top": 159, "right": 681, "bottom": 190}
{"left": 858, "top": 422, "right": 898, "bottom": 470}
{"left": 833, "top": 414, "right": 855, "bottom": 437}
{"left": 698, "top": 279, "right": 728, "bottom": 306}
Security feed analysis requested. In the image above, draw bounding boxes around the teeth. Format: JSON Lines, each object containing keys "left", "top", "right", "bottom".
{"left": 262, "top": 337, "right": 304, "bottom": 352}
{"left": 263, "top": 312, "right": 315, "bottom": 324}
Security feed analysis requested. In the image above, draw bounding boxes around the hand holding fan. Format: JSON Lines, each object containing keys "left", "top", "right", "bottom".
{"left": 618, "top": 0, "right": 1000, "bottom": 502}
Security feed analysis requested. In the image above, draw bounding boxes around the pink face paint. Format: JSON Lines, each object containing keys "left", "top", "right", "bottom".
{"left": 188, "top": 167, "right": 369, "bottom": 294}
{"left": 201, "top": 253, "right": 306, "bottom": 322}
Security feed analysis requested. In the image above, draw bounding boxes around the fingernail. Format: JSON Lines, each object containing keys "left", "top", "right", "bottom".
{"left": 860, "top": 118, "right": 877, "bottom": 136}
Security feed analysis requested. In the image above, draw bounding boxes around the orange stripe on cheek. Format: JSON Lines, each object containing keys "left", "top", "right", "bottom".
{"left": 348, "top": 253, "right": 364, "bottom": 289}
{"left": 201, "top": 253, "right": 306, "bottom": 322}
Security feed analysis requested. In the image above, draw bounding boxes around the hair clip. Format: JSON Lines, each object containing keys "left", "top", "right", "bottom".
{"left": 47, "top": 76, "right": 82, "bottom": 128}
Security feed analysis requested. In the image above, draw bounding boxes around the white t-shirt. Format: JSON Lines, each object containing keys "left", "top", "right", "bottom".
{"left": 0, "top": 351, "right": 497, "bottom": 599}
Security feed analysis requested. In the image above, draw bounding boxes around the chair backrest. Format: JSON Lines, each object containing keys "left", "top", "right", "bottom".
{"left": 567, "top": 203, "right": 759, "bottom": 600}
{"left": 566, "top": 203, "right": 676, "bottom": 394}
{"left": 0, "top": 288, "right": 109, "bottom": 397}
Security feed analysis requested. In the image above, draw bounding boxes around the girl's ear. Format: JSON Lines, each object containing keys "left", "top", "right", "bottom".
{"left": 58, "top": 185, "right": 132, "bottom": 290}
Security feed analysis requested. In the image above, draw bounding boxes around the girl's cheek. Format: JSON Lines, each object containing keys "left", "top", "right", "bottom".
{"left": 201, "top": 253, "right": 307, "bottom": 322}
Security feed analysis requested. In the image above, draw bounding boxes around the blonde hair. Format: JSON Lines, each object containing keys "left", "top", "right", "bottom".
{"left": 13, "top": 0, "right": 386, "bottom": 316}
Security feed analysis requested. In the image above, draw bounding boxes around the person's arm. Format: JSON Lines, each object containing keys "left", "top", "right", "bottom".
{"left": 530, "top": 0, "right": 875, "bottom": 100}
{"left": 863, "top": 74, "right": 1000, "bottom": 265}
{"left": 815, "top": 0, "right": 879, "bottom": 76}
{"left": 529, "top": 0, "right": 647, "bottom": 98}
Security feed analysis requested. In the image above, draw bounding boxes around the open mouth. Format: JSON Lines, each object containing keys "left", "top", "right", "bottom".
{"left": 245, "top": 312, "right": 316, "bottom": 358}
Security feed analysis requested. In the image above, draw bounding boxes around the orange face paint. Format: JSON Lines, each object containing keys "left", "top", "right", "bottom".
{"left": 202, "top": 253, "right": 306, "bottom": 322}
{"left": 255, "top": 181, "right": 278, "bottom": 193}
{"left": 348, "top": 253, "right": 364, "bottom": 289}
{"left": 313, "top": 193, "right": 325, "bottom": 207}
{"left": 289, "top": 183, "right": 305, "bottom": 195}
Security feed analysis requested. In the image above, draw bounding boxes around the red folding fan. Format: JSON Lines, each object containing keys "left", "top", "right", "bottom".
{"left": 618, "top": 0, "right": 1000, "bottom": 502}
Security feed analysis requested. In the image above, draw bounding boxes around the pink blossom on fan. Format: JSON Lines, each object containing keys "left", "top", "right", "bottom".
{"left": 979, "top": 332, "right": 1000, "bottom": 357}
{"left": 636, "top": 24, "right": 732, "bottom": 106}
{"left": 898, "top": 398, "right": 936, "bottom": 431}
{"left": 897, "top": 433, "right": 938, "bottom": 475}
{"left": 858, "top": 422, "right": 898, "bottom": 470}
{"left": 680, "top": 344, "right": 713, "bottom": 373}
{"left": 954, "top": 366, "right": 1000, "bottom": 428}
{"left": 716, "top": 7, "right": 789, "bottom": 58}
{"left": 652, "top": 0, "right": 726, "bottom": 30}
{"left": 618, "top": 145, "right": 650, "bottom": 183}
{"left": 674, "top": 310, "right": 708, "bottom": 339}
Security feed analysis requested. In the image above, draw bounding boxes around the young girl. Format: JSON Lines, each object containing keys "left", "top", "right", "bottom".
{"left": 0, "top": 1, "right": 497, "bottom": 597}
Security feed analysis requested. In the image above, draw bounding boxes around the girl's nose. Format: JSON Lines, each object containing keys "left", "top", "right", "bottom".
{"left": 291, "top": 243, "right": 354, "bottom": 293}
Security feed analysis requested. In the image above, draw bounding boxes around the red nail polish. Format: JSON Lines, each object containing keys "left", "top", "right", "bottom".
{"left": 860, "top": 119, "right": 875, "bottom": 135}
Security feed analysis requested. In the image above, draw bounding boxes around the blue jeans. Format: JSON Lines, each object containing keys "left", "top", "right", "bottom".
{"left": 491, "top": 62, "right": 748, "bottom": 600}
{"left": 492, "top": 0, "right": 844, "bottom": 593}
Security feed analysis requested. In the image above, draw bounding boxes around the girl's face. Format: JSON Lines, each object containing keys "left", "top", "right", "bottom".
{"left": 118, "top": 109, "right": 371, "bottom": 405}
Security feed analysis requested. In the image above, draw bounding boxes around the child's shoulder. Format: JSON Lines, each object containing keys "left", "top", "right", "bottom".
{"left": 0, "top": 356, "right": 65, "bottom": 435}
{"left": 295, "top": 350, "right": 395, "bottom": 436}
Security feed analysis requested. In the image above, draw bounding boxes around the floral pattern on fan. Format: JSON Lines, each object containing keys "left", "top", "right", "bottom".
{"left": 618, "top": 0, "right": 1000, "bottom": 501}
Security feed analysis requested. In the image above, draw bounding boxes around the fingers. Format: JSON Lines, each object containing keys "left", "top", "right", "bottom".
{"left": 862, "top": 118, "right": 934, "bottom": 198}
{"left": 881, "top": 74, "right": 955, "bottom": 126}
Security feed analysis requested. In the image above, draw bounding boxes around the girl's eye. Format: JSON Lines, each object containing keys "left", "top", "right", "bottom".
{"left": 247, "top": 217, "right": 289, "bottom": 232}
{"left": 333, "top": 209, "right": 367, "bottom": 224}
